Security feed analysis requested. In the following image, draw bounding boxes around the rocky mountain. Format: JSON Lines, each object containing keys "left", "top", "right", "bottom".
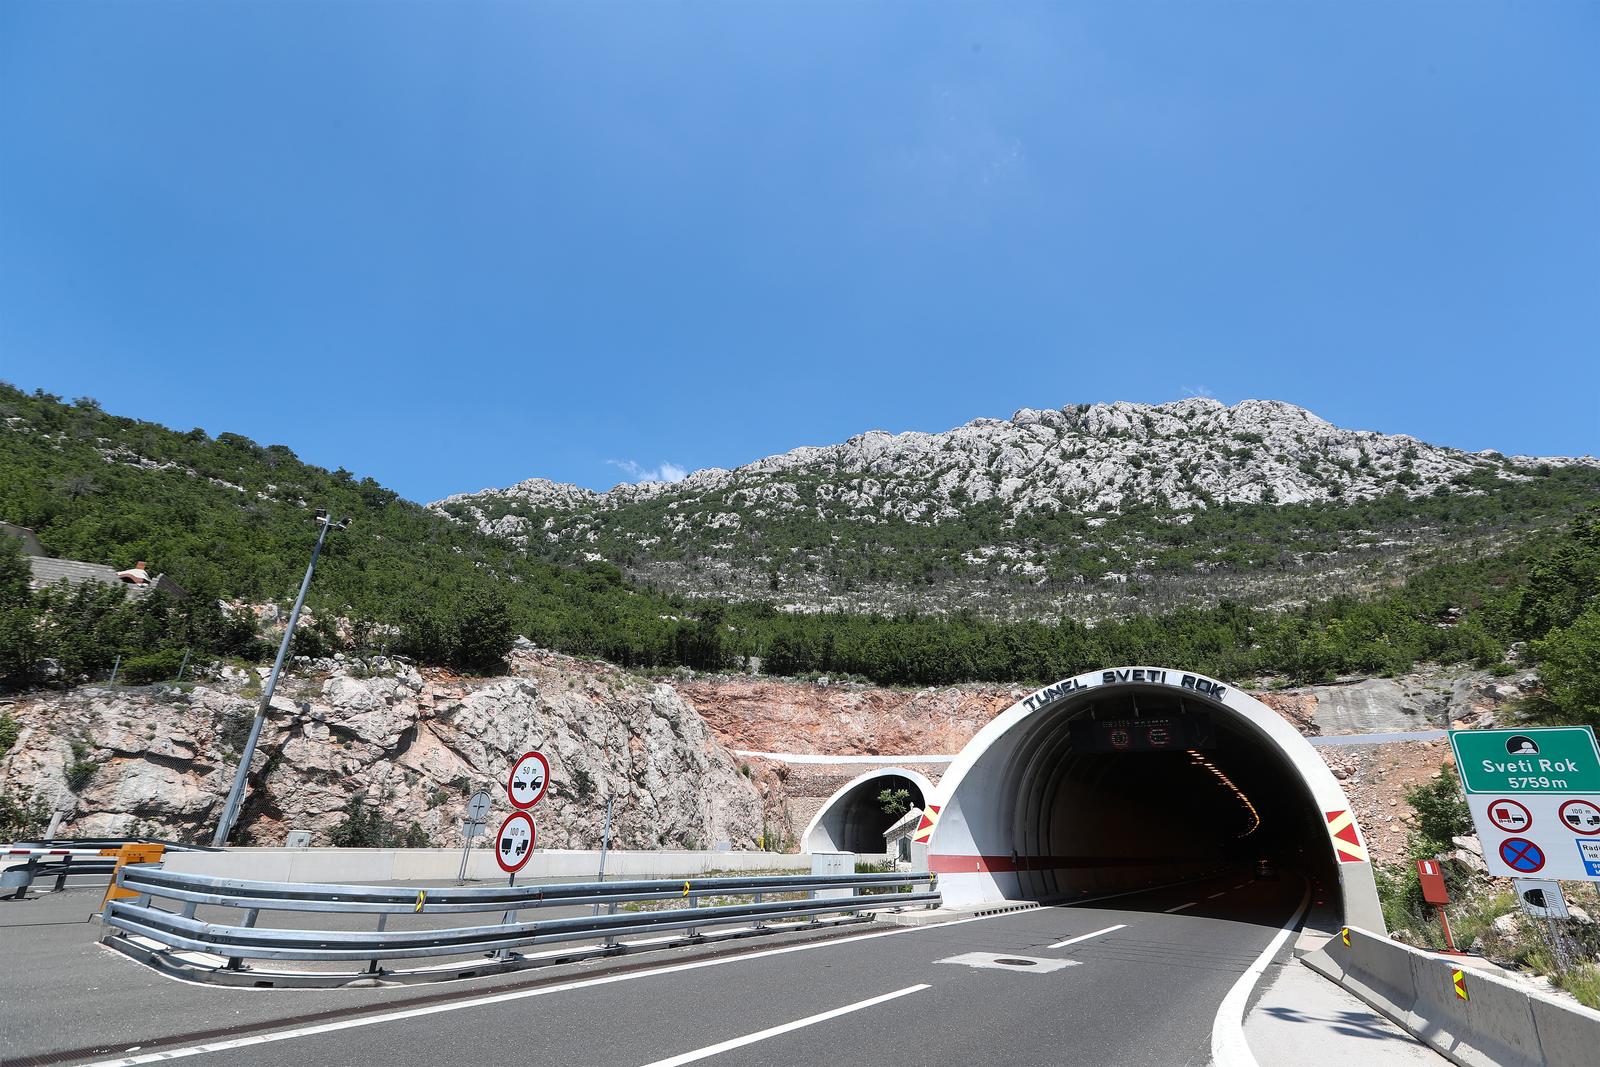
{"left": 1, "top": 629, "right": 1535, "bottom": 865}
{"left": 0, "top": 648, "right": 771, "bottom": 850}
{"left": 432, "top": 398, "right": 1599, "bottom": 619}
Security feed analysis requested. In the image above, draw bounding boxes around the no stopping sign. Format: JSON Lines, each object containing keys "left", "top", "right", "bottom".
{"left": 494, "top": 810, "right": 536, "bottom": 874}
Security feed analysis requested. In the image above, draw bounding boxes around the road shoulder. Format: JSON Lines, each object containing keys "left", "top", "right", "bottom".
{"left": 1244, "top": 954, "right": 1445, "bottom": 1066}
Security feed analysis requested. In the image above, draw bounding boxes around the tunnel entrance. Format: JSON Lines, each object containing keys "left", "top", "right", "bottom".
{"left": 927, "top": 668, "right": 1384, "bottom": 931}
{"left": 803, "top": 769, "right": 932, "bottom": 855}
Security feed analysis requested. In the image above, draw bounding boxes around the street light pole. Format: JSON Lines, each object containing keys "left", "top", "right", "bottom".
{"left": 211, "top": 511, "right": 346, "bottom": 846}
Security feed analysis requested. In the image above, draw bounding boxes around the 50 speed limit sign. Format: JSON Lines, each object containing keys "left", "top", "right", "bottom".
{"left": 494, "top": 810, "right": 536, "bottom": 874}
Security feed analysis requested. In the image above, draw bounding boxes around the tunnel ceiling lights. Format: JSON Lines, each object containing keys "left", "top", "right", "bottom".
{"left": 1186, "top": 749, "right": 1261, "bottom": 839}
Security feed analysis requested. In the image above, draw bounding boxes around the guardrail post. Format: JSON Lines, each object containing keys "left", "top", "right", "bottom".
{"left": 52, "top": 855, "right": 71, "bottom": 892}
{"left": 227, "top": 908, "right": 259, "bottom": 971}
{"left": 493, "top": 905, "right": 521, "bottom": 961}
{"left": 367, "top": 913, "right": 388, "bottom": 974}
{"left": 602, "top": 902, "right": 618, "bottom": 949}
{"left": 753, "top": 891, "right": 767, "bottom": 930}
{"left": 687, "top": 893, "right": 699, "bottom": 940}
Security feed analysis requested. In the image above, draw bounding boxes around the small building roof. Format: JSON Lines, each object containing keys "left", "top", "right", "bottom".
{"left": 1, "top": 522, "right": 45, "bottom": 557}
{"left": 28, "top": 556, "right": 132, "bottom": 591}
{"left": 883, "top": 806, "right": 924, "bottom": 841}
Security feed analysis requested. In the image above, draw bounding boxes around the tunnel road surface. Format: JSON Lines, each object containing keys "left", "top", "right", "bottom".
{"left": 78, "top": 869, "right": 1312, "bottom": 1067}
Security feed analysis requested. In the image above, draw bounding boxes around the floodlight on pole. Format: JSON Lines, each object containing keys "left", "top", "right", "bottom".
{"left": 211, "top": 510, "right": 348, "bottom": 846}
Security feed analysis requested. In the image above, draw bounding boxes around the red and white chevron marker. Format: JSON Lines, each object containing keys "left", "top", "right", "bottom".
{"left": 1325, "top": 809, "right": 1368, "bottom": 863}
{"left": 911, "top": 804, "right": 941, "bottom": 844}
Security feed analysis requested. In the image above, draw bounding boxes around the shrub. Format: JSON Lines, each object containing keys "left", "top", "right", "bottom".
{"left": 0, "top": 789, "right": 49, "bottom": 841}
{"left": 1405, "top": 770, "right": 1471, "bottom": 851}
{"left": 117, "top": 648, "right": 186, "bottom": 685}
{"left": 64, "top": 739, "right": 97, "bottom": 793}
{"left": 0, "top": 712, "right": 18, "bottom": 760}
{"left": 327, "top": 793, "right": 434, "bottom": 848}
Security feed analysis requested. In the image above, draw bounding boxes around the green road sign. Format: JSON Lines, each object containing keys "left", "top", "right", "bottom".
{"left": 1450, "top": 727, "right": 1600, "bottom": 795}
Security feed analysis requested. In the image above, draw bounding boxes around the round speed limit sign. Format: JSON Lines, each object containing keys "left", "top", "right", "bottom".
{"left": 494, "top": 810, "right": 536, "bottom": 874}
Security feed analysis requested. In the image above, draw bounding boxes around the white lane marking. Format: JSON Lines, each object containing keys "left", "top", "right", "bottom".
{"left": 637, "top": 984, "right": 930, "bottom": 1067}
{"left": 1208, "top": 891, "right": 1228, "bottom": 899}
{"left": 79, "top": 907, "right": 1030, "bottom": 1066}
{"left": 1165, "top": 901, "right": 1198, "bottom": 913}
{"left": 1049, "top": 923, "right": 1127, "bottom": 949}
{"left": 1233, "top": 884, "right": 1248, "bottom": 890}
{"left": 1209, "top": 882, "right": 1312, "bottom": 1067}
{"left": 1058, "top": 870, "right": 1226, "bottom": 910}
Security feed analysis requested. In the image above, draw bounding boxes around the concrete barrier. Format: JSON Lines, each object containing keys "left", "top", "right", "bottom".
{"left": 1304, "top": 928, "right": 1600, "bottom": 1067}
{"left": 160, "top": 847, "right": 807, "bottom": 884}
{"left": 1529, "top": 992, "right": 1600, "bottom": 1067}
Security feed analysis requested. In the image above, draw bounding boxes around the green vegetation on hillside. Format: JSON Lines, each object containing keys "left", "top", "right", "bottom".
{"left": 2, "top": 383, "right": 1597, "bottom": 727}
{"left": 0, "top": 383, "right": 725, "bottom": 682}
{"left": 453, "top": 458, "right": 1600, "bottom": 604}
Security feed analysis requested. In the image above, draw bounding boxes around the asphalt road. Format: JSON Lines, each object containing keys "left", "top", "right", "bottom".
{"left": 62, "top": 868, "right": 1311, "bottom": 1067}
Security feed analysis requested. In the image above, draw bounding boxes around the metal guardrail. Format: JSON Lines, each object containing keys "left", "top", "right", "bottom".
{"left": 101, "top": 868, "right": 940, "bottom": 986}
{"left": 5, "top": 838, "right": 220, "bottom": 853}
{"left": 2, "top": 839, "right": 213, "bottom": 899}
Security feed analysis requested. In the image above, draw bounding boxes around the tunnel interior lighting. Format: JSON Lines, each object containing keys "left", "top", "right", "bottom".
{"left": 1186, "top": 749, "right": 1260, "bottom": 838}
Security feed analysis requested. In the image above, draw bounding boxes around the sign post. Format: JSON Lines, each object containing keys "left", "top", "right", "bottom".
{"left": 1450, "top": 727, "right": 1600, "bottom": 881}
{"left": 456, "top": 790, "right": 492, "bottom": 884}
{"left": 1416, "top": 858, "right": 1456, "bottom": 951}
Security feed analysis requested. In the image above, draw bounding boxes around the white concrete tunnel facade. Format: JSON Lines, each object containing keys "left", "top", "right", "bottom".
{"left": 923, "top": 666, "right": 1385, "bottom": 932}
{"left": 803, "top": 768, "right": 935, "bottom": 855}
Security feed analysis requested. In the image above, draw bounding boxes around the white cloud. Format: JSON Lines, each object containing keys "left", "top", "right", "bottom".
{"left": 609, "top": 459, "right": 689, "bottom": 484}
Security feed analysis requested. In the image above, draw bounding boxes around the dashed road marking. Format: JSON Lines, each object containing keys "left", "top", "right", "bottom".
{"left": 1165, "top": 901, "right": 1198, "bottom": 913}
{"left": 1207, "top": 891, "right": 1227, "bottom": 899}
{"left": 638, "top": 984, "right": 931, "bottom": 1066}
{"left": 1049, "top": 923, "right": 1127, "bottom": 949}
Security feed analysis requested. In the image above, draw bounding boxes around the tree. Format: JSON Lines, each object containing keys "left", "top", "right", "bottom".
{"left": 1405, "top": 770, "right": 1471, "bottom": 852}
{"left": 1533, "top": 610, "right": 1600, "bottom": 727}
{"left": 451, "top": 587, "right": 514, "bottom": 673}
{"left": 0, "top": 539, "right": 40, "bottom": 688}
{"left": 878, "top": 787, "right": 912, "bottom": 817}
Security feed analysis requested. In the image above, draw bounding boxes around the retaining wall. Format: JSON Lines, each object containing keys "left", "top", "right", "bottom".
{"left": 159, "top": 847, "right": 808, "bottom": 884}
{"left": 1304, "top": 927, "right": 1600, "bottom": 1067}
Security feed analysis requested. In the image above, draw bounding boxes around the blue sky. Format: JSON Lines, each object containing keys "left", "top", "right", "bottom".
{"left": 2, "top": 2, "right": 1596, "bottom": 502}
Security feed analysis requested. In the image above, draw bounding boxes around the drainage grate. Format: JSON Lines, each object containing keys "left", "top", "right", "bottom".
{"left": 993, "top": 958, "right": 1038, "bottom": 967}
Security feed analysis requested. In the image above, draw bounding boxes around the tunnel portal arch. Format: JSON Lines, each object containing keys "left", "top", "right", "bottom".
{"left": 803, "top": 768, "right": 933, "bottom": 855}
{"left": 925, "top": 667, "right": 1384, "bottom": 931}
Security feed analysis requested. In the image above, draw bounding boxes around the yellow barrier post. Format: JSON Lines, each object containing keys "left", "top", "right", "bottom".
{"left": 100, "top": 843, "right": 166, "bottom": 908}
